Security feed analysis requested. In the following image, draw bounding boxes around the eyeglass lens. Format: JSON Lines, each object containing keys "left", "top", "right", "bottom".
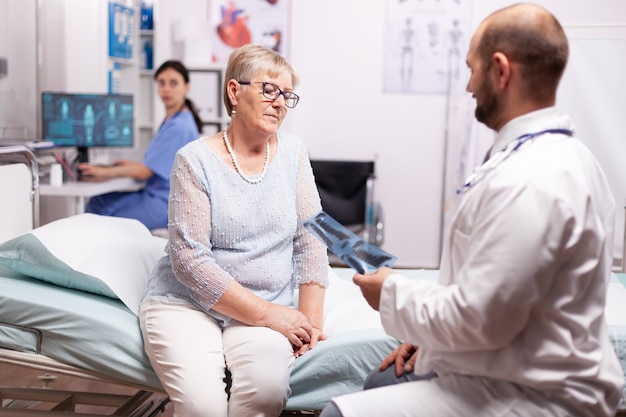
{"left": 262, "top": 82, "right": 298, "bottom": 108}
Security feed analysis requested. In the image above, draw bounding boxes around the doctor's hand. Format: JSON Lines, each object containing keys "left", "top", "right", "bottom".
{"left": 353, "top": 267, "right": 396, "bottom": 311}
{"left": 379, "top": 342, "right": 419, "bottom": 377}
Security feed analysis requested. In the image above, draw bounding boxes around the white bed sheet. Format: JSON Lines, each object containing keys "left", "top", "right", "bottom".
{"left": 0, "top": 265, "right": 399, "bottom": 410}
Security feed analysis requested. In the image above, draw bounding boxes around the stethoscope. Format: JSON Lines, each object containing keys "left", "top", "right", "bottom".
{"left": 456, "top": 128, "right": 574, "bottom": 195}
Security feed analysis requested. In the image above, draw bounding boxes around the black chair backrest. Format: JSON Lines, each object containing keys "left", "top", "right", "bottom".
{"left": 310, "top": 160, "right": 375, "bottom": 226}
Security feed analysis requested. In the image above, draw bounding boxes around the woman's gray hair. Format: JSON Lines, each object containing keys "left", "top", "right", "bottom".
{"left": 223, "top": 44, "right": 299, "bottom": 116}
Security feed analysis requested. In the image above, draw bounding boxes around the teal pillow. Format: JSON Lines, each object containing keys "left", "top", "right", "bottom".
{"left": 0, "top": 213, "right": 166, "bottom": 314}
{"left": 0, "top": 233, "right": 116, "bottom": 298}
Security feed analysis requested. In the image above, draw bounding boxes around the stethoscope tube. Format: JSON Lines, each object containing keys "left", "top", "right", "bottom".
{"left": 457, "top": 128, "right": 574, "bottom": 195}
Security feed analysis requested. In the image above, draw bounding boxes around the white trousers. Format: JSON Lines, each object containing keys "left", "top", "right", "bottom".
{"left": 330, "top": 373, "right": 573, "bottom": 417}
{"left": 139, "top": 297, "right": 295, "bottom": 417}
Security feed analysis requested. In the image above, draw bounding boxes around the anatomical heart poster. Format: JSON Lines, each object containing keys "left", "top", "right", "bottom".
{"left": 209, "top": 0, "right": 291, "bottom": 63}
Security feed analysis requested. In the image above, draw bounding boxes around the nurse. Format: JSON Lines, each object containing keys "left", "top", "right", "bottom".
{"left": 78, "top": 60, "right": 202, "bottom": 230}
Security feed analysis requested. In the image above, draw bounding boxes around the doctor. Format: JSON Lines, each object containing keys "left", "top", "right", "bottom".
{"left": 321, "top": 3, "right": 624, "bottom": 417}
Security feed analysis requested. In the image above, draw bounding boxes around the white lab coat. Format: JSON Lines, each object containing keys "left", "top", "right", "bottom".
{"left": 378, "top": 108, "right": 624, "bottom": 416}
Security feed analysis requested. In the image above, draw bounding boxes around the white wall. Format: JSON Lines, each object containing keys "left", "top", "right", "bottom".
{"left": 558, "top": 32, "right": 626, "bottom": 267}
{"left": 286, "top": 1, "right": 447, "bottom": 267}
{"left": 151, "top": 0, "right": 448, "bottom": 267}
{"left": 38, "top": 0, "right": 141, "bottom": 96}
{"left": 468, "top": 1, "right": 626, "bottom": 266}
{"left": 286, "top": 0, "right": 626, "bottom": 268}
{"left": 36, "top": 0, "right": 142, "bottom": 224}
{"left": 88, "top": 0, "right": 626, "bottom": 268}
{"left": 4, "top": 0, "right": 625, "bottom": 267}
{"left": 471, "top": 0, "right": 625, "bottom": 25}
{"left": 0, "top": 0, "right": 37, "bottom": 139}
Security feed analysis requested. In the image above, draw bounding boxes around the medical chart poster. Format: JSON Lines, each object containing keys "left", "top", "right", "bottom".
{"left": 108, "top": 2, "right": 135, "bottom": 61}
{"left": 208, "top": 0, "right": 291, "bottom": 64}
{"left": 383, "top": 0, "right": 472, "bottom": 94}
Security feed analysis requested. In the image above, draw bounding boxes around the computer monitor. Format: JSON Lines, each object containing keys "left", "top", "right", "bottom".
{"left": 41, "top": 92, "right": 134, "bottom": 163}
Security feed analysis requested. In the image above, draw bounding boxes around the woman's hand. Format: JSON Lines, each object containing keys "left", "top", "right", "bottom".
{"left": 293, "top": 325, "right": 326, "bottom": 358}
{"left": 295, "top": 281, "right": 326, "bottom": 357}
{"left": 264, "top": 304, "right": 313, "bottom": 353}
{"left": 211, "top": 281, "right": 324, "bottom": 357}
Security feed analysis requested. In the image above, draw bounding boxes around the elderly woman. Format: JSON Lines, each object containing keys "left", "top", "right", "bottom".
{"left": 139, "top": 44, "right": 329, "bottom": 417}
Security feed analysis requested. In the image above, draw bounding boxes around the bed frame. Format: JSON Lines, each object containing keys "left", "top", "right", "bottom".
{"left": 0, "top": 147, "right": 167, "bottom": 416}
{"left": 0, "top": 145, "right": 39, "bottom": 224}
{"left": 0, "top": 336, "right": 318, "bottom": 416}
{"left": 0, "top": 344, "right": 169, "bottom": 416}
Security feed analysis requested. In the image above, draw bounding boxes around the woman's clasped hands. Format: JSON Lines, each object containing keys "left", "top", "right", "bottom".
{"left": 264, "top": 303, "right": 326, "bottom": 357}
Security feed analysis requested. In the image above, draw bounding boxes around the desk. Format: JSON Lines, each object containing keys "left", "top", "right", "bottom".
{"left": 39, "top": 178, "right": 145, "bottom": 214}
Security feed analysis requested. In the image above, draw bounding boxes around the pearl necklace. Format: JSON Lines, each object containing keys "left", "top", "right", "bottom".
{"left": 222, "top": 130, "right": 270, "bottom": 184}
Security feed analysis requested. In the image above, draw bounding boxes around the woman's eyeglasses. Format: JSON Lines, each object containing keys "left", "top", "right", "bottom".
{"left": 238, "top": 81, "right": 300, "bottom": 108}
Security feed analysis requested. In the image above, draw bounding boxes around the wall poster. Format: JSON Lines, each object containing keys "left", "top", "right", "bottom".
{"left": 384, "top": 0, "right": 472, "bottom": 95}
{"left": 208, "top": 0, "right": 291, "bottom": 64}
{"left": 108, "top": 1, "right": 135, "bottom": 61}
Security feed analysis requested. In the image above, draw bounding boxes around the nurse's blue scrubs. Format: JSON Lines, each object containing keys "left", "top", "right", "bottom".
{"left": 85, "top": 110, "right": 199, "bottom": 230}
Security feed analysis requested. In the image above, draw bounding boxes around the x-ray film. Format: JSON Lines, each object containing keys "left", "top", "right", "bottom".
{"left": 302, "top": 210, "right": 397, "bottom": 274}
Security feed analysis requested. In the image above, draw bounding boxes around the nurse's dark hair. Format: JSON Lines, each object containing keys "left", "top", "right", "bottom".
{"left": 154, "top": 60, "right": 203, "bottom": 133}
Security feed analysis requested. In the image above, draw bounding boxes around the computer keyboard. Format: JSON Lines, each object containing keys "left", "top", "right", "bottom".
{"left": 27, "top": 141, "right": 56, "bottom": 150}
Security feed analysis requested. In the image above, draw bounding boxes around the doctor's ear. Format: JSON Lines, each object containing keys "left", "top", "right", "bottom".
{"left": 491, "top": 51, "right": 512, "bottom": 89}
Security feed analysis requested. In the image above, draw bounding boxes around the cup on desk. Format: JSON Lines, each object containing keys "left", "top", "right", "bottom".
{"left": 50, "top": 163, "right": 63, "bottom": 187}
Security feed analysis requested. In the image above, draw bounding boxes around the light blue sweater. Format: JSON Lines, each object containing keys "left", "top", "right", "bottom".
{"left": 144, "top": 131, "right": 329, "bottom": 327}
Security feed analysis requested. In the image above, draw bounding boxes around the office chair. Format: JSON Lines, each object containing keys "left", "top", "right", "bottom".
{"left": 309, "top": 159, "right": 384, "bottom": 248}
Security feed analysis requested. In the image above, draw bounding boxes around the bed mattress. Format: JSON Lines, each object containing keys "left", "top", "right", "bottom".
{"left": 0, "top": 265, "right": 402, "bottom": 410}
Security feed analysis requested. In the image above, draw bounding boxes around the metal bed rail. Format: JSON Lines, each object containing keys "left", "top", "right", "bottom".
{"left": 0, "top": 145, "right": 40, "bottom": 230}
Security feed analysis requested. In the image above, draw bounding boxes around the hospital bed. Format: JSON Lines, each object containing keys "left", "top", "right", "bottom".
{"left": 0, "top": 256, "right": 398, "bottom": 416}
{"left": 1, "top": 147, "right": 625, "bottom": 416}
{"left": 2, "top": 218, "right": 626, "bottom": 417}
{"left": 0, "top": 146, "right": 400, "bottom": 416}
